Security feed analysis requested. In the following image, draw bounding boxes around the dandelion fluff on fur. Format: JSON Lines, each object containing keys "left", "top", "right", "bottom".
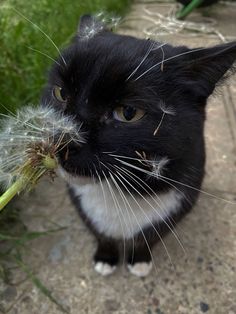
{"left": 0, "top": 106, "right": 83, "bottom": 211}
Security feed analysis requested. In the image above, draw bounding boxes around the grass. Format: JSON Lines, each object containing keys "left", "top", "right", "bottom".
{"left": 0, "top": 0, "right": 131, "bottom": 114}
{"left": 0, "top": 0, "right": 131, "bottom": 310}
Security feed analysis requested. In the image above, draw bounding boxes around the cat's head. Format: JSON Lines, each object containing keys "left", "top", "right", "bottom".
{"left": 42, "top": 15, "right": 236, "bottom": 190}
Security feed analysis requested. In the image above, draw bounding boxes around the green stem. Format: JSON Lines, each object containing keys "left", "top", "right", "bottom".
{"left": 0, "top": 177, "right": 26, "bottom": 211}
{"left": 0, "top": 154, "right": 57, "bottom": 212}
{"left": 176, "top": 0, "right": 204, "bottom": 19}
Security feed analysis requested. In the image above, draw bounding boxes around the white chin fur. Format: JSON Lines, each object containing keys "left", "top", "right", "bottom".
{"left": 57, "top": 166, "right": 94, "bottom": 186}
{"left": 127, "top": 262, "right": 153, "bottom": 277}
{"left": 94, "top": 262, "right": 116, "bottom": 276}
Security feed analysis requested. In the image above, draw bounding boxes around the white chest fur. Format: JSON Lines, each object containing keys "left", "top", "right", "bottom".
{"left": 70, "top": 179, "right": 183, "bottom": 240}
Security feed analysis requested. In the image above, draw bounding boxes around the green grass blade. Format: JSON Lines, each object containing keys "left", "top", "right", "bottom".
{"left": 13, "top": 254, "right": 70, "bottom": 313}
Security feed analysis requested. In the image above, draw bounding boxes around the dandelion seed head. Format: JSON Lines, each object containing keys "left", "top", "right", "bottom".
{"left": 79, "top": 13, "right": 120, "bottom": 41}
{"left": 160, "top": 101, "right": 176, "bottom": 116}
{"left": 0, "top": 105, "right": 84, "bottom": 188}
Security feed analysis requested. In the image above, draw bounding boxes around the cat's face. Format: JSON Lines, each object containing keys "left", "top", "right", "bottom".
{"left": 42, "top": 15, "right": 236, "bottom": 190}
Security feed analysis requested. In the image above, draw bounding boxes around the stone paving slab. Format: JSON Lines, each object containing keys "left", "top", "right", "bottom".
{"left": 1, "top": 1, "right": 236, "bottom": 314}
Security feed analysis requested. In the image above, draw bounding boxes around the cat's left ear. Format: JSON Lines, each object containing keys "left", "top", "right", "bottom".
{"left": 179, "top": 41, "right": 236, "bottom": 100}
{"left": 77, "top": 15, "right": 108, "bottom": 40}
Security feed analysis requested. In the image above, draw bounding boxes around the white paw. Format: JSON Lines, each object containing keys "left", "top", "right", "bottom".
{"left": 94, "top": 262, "right": 116, "bottom": 276}
{"left": 127, "top": 262, "right": 153, "bottom": 277}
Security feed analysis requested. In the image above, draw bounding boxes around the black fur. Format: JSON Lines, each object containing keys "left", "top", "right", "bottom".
{"left": 42, "top": 15, "right": 236, "bottom": 272}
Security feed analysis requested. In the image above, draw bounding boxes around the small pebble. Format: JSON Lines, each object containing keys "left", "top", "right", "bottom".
{"left": 200, "top": 301, "right": 209, "bottom": 312}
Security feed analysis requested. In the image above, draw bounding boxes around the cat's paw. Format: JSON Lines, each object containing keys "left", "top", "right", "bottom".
{"left": 127, "top": 262, "right": 152, "bottom": 277}
{"left": 94, "top": 262, "right": 116, "bottom": 276}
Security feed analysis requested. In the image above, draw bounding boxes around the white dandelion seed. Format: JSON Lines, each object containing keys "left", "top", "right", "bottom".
{"left": 0, "top": 105, "right": 84, "bottom": 210}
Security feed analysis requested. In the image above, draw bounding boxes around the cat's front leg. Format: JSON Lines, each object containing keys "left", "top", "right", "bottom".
{"left": 127, "top": 236, "right": 154, "bottom": 277}
{"left": 94, "top": 238, "right": 119, "bottom": 276}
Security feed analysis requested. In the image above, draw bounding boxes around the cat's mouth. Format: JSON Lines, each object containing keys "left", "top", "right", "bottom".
{"left": 56, "top": 141, "right": 111, "bottom": 181}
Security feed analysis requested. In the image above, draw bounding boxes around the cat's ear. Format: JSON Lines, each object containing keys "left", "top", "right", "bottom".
{"left": 179, "top": 41, "right": 236, "bottom": 100}
{"left": 77, "top": 15, "right": 107, "bottom": 40}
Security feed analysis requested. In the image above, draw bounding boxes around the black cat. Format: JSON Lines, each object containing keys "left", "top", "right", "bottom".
{"left": 42, "top": 15, "right": 236, "bottom": 277}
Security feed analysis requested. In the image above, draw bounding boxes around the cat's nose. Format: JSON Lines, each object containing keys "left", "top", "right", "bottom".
{"left": 57, "top": 140, "right": 80, "bottom": 161}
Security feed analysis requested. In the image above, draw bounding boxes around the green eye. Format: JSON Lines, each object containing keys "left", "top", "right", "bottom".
{"left": 113, "top": 106, "right": 146, "bottom": 122}
{"left": 53, "top": 86, "right": 68, "bottom": 102}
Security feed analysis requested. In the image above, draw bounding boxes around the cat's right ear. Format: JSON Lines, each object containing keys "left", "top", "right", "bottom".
{"left": 77, "top": 15, "right": 107, "bottom": 40}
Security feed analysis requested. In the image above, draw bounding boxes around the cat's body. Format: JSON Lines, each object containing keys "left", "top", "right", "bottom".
{"left": 42, "top": 15, "right": 236, "bottom": 276}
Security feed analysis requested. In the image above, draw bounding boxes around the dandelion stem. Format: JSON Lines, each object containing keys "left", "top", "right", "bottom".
{"left": 0, "top": 155, "right": 57, "bottom": 212}
{"left": 0, "top": 177, "right": 26, "bottom": 211}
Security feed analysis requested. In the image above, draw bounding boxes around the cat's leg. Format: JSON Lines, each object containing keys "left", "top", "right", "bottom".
{"left": 127, "top": 241, "right": 153, "bottom": 277}
{"left": 94, "top": 238, "right": 119, "bottom": 276}
{"left": 127, "top": 230, "right": 157, "bottom": 277}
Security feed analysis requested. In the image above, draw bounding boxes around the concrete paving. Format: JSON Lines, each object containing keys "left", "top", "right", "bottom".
{"left": 1, "top": 1, "right": 236, "bottom": 313}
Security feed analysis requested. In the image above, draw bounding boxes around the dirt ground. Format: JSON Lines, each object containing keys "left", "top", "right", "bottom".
{"left": 1, "top": 1, "right": 236, "bottom": 313}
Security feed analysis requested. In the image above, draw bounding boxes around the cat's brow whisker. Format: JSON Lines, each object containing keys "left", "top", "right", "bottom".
{"left": 126, "top": 42, "right": 167, "bottom": 81}
{"left": 27, "top": 46, "right": 63, "bottom": 67}
{"left": 134, "top": 47, "right": 211, "bottom": 81}
{"left": 111, "top": 163, "right": 186, "bottom": 255}
{"left": 12, "top": 7, "right": 67, "bottom": 67}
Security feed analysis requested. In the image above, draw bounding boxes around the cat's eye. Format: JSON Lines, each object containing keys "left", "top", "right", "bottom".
{"left": 53, "top": 86, "right": 68, "bottom": 103}
{"left": 113, "top": 106, "right": 146, "bottom": 122}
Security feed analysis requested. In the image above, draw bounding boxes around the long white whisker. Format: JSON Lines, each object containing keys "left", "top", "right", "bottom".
{"left": 12, "top": 7, "right": 67, "bottom": 67}
{"left": 111, "top": 171, "right": 158, "bottom": 274}
{"left": 111, "top": 163, "right": 186, "bottom": 255}
{"left": 27, "top": 46, "right": 62, "bottom": 67}
{"left": 135, "top": 47, "right": 210, "bottom": 81}
{"left": 108, "top": 170, "right": 135, "bottom": 266}
{"left": 101, "top": 169, "right": 127, "bottom": 267}
{"left": 114, "top": 169, "right": 174, "bottom": 268}
{"left": 126, "top": 42, "right": 167, "bottom": 81}
{"left": 114, "top": 157, "right": 191, "bottom": 204}
{"left": 94, "top": 167, "right": 108, "bottom": 217}
{"left": 112, "top": 155, "right": 235, "bottom": 205}
{"left": 158, "top": 173, "right": 236, "bottom": 205}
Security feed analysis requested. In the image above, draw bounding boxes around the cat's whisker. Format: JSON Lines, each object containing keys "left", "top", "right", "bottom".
{"left": 157, "top": 176, "right": 192, "bottom": 205}
{"left": 111, "top": 171, "right": 160, "bottom": 274}
{"left": 100, "top": 160, "right": 136, "bottom": 266}
{"left": 11, "top": 7, "right": 67, "bottom": 67}
{"left": 126, "top": 42, "right": 167, "bottom": 81}
{"left": 27, "top": 46, "right": 63, "bottom": 68}
{"left": 108, "top": 153, "right": 158, "bottom": 164}
{"left": 113, "top": 157, "right": 193, "bottom": 205}
{"left": 94, "top": 166, "right": 109, "bottom": 219}
{"left": 134, "top": 47, "right": 211, "bottom": 81}
{"left": 115, "top": 169, "right": 175, "bottom": 268}
{"left": 108, "top": 171, "right": 134, "bottom": 267}
{"left": 100, "top": 168, "right": 127, "bottom": 267}
{"left": 111, "top": 163, "right": 186, "bottom": 255}
{"left": 112, "top": 155, "right": 236, "bottom": 205}
{"left": 158, "top": 174, "right": 236, "bottom": 205}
